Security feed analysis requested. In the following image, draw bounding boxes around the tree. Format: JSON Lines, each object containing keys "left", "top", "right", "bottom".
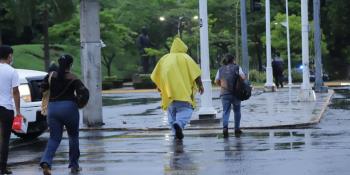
{"left": 11, "top": 0, "right": 76, "bottom": 71}
{"left": 322, "top": 0, "right": 350, "bottom": 78}
{"left": 0, "top": 0, "right": 34, "bottom": 44}
{"left": 265, "top": 13, "right": 328, "bottom": 68}
{"left": 100, "top": 10, "right": 136, "bottom": 77}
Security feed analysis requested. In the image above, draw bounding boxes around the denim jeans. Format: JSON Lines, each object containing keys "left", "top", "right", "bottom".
{"left": 221, "top": 94, "right": 241, "bottom": 129}
{"left": 0, "top": 106, "right": 14, "bottom": 170}
{"left": 167, "top": 101, "right": 193, "bottom": 132}
{"left": 40, "top": 101, "right": 80, "bottom": 169}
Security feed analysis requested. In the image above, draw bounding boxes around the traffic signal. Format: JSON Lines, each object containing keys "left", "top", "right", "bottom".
{"left": 250, "top": 0, "right": 262, "bottom": 12}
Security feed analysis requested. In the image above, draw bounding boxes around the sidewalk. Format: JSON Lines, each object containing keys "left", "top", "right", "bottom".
{"left": 82, "top": 87, "right": 334, "bottom": 130}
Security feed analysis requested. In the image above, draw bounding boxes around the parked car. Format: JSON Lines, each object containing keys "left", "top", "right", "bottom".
{"left": 13, "top": 69, "right": 48, "bottom": 139}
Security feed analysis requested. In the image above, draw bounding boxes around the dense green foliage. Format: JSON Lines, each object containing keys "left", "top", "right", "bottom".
{"left": 1, "top": 0, "right": 349, "bottom": 80}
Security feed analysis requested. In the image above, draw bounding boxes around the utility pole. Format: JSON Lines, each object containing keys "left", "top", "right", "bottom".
{"left": 240, "top": 0, "right": 249, "bottom": 77}
{"left": 197, "top": 0, "right": 217, "bottom": 120}
{"left": 235, "top": 0, "right": 240, "bottom": 63}
{"left": 313, "top": 0, "right": 328, "bottom": 93}
{"left": 299, "top": 0, "right": 316, "bottom": 101}
{"left": 264, "top": 0, "right": 275, "bottom": 92}
{"left": 80, "top": 0, "right": 104, "bottom": 126}
{"left": 285, "top": 0, "right": 292, "bottom": 87}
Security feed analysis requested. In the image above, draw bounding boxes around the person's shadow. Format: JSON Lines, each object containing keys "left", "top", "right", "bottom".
{"left": 223, "top": 138, "right": 245, "bottom": 174}
{"left": 166, "top": 140, "right": 198, "bottom": 175}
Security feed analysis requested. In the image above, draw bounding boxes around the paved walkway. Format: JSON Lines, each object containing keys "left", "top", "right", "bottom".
{"left": 82, "top": 87, "right": 333, "bottom": 130}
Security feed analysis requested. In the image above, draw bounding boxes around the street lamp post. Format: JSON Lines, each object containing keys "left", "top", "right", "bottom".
{"left": 241, "top": 0, "right": 249, "bottom": 76}
{"left": 197, "top": 0, "right": 217, "bottom": 119}
{"left": 313, "top": 0, "right": 328, "bottom": 93}
{"left": 264, "top": 0, "right": 276, "bottom": 92}
{"left": 285, "top": 0, "right": 292, "bottom": 87}
{"left": 177, "top": 17, "right": 184, "bottom": 38}
{"left": 80, "top": 0, "right": 103, "bottom": 126}
{"left": 299, "top": 0, "right": 316, "bottom": 101}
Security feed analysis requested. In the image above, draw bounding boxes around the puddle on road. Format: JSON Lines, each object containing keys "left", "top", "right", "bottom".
{"left": 122, "top": 106, "right": 161, "bottom": 116}
{"left": 103, "top": 97, "right": 160, "bottom": 106}
{"left": 328, "top": 88, "right": 350, "bottom": 110}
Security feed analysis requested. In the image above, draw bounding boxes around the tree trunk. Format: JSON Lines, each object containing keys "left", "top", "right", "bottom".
{"left": 43, "top": 4, "right": 50, "bottom": 71}
{"left": 254, "top": 33, "right": 263, "bottom": 71}
{"left": 107, "top": 62, "right": 111, "bottom": 76}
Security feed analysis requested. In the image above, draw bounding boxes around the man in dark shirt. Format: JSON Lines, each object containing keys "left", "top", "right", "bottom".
{"left": 272, "top": 54, "right": 284, "bottom": 88}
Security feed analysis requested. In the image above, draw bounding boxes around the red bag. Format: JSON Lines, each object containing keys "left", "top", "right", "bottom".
{"left": 12, "top": 115, "right": 28, "bottom": 133}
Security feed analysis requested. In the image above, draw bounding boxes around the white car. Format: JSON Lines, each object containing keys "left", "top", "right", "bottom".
{"left": 14, "top": 69, "right": 48, "bottom": 139}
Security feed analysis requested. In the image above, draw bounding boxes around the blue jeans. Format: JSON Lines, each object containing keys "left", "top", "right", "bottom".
{"left": 221, "top": 94, "right": 241, "bottom": 129}
{"left": 40, "top": 101, "right": 80, "bottom": 169}
{"left": 167, "top": 101, "right": 193, "bottom": 132}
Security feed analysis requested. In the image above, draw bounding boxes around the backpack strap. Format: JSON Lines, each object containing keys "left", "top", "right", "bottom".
{"left": 48, "top": 72, "right": 53, "bottom": 86}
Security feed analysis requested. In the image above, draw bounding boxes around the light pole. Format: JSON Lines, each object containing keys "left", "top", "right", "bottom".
{"left": 280, "top": 21, "right": 292, "bottom": 87}
{"left": 284, "top": 0, "right": 292, "bottom": 87}
{"left": 177, "top": 16, "right": 184, "bottom": 38}
{"left": 264, "top": 0, "right": 276, "bottom": 92}
{"left": 80, "top": 0, "right": 103, "bottom": 126}
{"left": 197, "top": 0, "right": 217, "bottom": 119}
{"left": 240, "top": 0, "right": 249, "bottom": 76}
{"left": 299, "top": 0, "right": 316, "bottom": 101}
{"left": 313, "top": 0, "right": 328, "bottom": 93}
{"left": 235, "top": 0, "right": 240, "bottom": 64}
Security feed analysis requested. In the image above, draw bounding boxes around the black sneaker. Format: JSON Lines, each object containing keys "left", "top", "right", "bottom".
{"left": 234, "top": 129, "right": 243, "bottom": 136}
{"left": 70, "top": 167, "right": 82, "bottom": 174}
{"left": 173, "top": 123, "right": 184, "bottom": 140}
{"left": 41, "top": 163, "right": 51, "bottom": 175}
{"left": 0, "top": 169, "right": 12, "bottom": 175}
{"left": 223, "top": 128, "right": 229, "bottom": 138}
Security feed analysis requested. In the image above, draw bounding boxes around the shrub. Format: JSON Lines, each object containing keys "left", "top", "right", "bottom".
{"left": 291, "top": 69, "right": 302, "bottom": 82}
{"left": 132, "top": 74, "right": 156, "bottom": 89}
{"left": 249, "top": 69, "right": 266, "bottom": 83}
{"left": 102, "top": 81, "right": 113, "bottom": 90}
{"left": 103, "top": 75, "right": 123, "bottom": 89}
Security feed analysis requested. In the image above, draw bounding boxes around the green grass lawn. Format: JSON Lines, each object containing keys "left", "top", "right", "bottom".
{"left": 11, "top": 44, "right": 139, "bottom": 79}
{"left": 12, "top": 44, "right": 82, "bottom": 75}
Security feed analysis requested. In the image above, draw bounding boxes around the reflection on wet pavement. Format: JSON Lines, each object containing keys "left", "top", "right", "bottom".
{"left": 7, "top": 87, "right": 350, "bottom": 175}
{"left": 164, "top": 140, "right": 198, "bottom": 175}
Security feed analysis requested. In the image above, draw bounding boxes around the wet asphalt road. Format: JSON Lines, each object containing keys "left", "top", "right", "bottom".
{"left": 7, "top": 87, "right": 350, "bottom": 175}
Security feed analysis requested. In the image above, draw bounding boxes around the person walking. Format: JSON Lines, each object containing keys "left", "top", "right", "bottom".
{"left": 40, "top": 54, "right": 88, "bottom": 175}
{"left": 215, "top": 54, "right": 245, "bottom": 138}
{"left": 151, "top": 37, "right": 204, "bottom": 140}
{"left": 0, "top": 45, "right": 22, "bottom": 175}
{"left": 272, "top": 53, "right": 284, "bottom": 88}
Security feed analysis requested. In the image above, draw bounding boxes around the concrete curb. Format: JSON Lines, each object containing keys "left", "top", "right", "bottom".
{"left": 82, "top": 89, "right": 334, "bottom": 132}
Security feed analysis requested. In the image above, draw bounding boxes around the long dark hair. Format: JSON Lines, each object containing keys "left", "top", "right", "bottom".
{"left": 57, "top": 54, "right": 73, "bottom": 80}
{"left": 222, "top": 54, "right": 235, "bottom": 65}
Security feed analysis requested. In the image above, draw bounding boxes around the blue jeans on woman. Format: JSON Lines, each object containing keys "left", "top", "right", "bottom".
{"left": 221, "top": 94, "right": 241, "bottom": 129}
{"left": 40, "top": 101, "right": 80, "bottom": 169}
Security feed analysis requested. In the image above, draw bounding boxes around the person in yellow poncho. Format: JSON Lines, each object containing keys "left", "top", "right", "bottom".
{"left": 151, "top": 37, "right": 204, "bottom": 140}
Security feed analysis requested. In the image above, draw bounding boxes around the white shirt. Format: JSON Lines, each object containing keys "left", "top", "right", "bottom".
{"left": 0, "top": 63, "right": 19, "bottom": 110}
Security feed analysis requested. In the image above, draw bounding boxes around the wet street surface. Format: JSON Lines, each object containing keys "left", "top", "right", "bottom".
{"left": 7, "top": 87, "right": 350, "bottom": 175}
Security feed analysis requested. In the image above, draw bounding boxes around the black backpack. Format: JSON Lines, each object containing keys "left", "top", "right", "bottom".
{"left": 233, "top": 68, "right": 252, "bottom": 101}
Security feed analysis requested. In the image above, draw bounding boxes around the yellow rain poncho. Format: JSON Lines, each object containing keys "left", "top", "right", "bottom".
{"left": 151, "top": 37, "right": 201, "bottom": 110}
